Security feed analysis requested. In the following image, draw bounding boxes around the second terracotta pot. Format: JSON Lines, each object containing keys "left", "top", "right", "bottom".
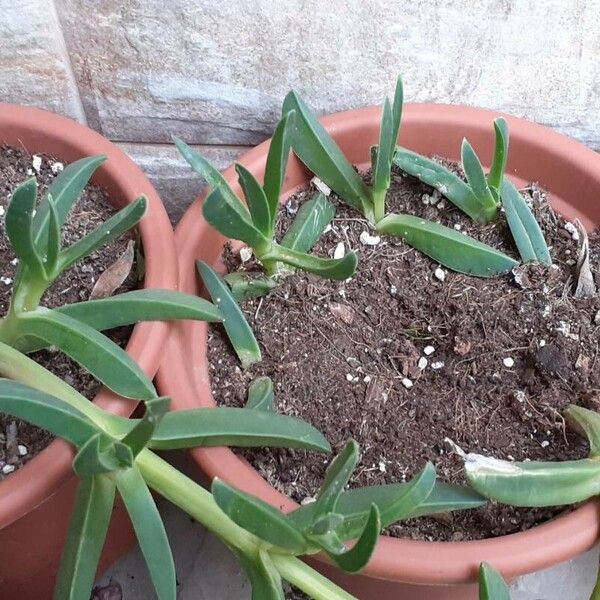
{"left": 0, "top": 104, "right": 179, "bottom": 598}
{"left": 158, "top": 103, "right": 600, "bottom": 599}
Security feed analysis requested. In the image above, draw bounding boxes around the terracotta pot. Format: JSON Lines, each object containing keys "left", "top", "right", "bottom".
{"left": 0, "top": 104, "right": 178, "bottom": 598}
{"left": 157, "top": 104, "right": 600, "bottom": 599}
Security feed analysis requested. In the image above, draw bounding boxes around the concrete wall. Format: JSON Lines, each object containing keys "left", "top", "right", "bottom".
{"left": 2, "top": 0, "right": 599, "bottom": 220}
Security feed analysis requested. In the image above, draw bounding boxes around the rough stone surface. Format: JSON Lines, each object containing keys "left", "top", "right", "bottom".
{"left": 119, "top": 143, "right": 247, "bottom": 222}
{"left": 0, "top": 0, "right": 85, "bottom": 121}
{"left": 55, "top": 0, "right": 600, "bottom": 147}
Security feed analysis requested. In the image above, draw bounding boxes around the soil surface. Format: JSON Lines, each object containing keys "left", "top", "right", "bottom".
{"left": 0, "top": 146, "right": 138, "bottom": 479}
{"left": 208, "top": 164, "right": 600, "bottom": 541}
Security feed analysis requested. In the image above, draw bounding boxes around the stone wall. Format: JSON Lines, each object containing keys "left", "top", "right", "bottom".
{"left": 2, "top": 0, "right": 599, "bottom": 220}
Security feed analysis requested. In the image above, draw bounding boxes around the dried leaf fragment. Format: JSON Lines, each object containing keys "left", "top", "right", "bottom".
{"left": 90, "top": 240, "right": 135, "bottom": 300}
{"left": 574, "top": 220, "right": 596, "bottom": 299}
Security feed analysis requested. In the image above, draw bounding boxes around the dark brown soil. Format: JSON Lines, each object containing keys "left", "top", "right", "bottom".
{"left": 208, "top": 164, "right": 600, "bottom": 542}
{"left": 0, "top": 146, "right": 138, "bottom": 479}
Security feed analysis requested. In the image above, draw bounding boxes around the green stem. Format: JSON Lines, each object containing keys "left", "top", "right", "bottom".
{"left": 372, "top": 188, "right": 386, "bottom": 224}
{"left": 0, "top": 341, "right": 356, "bottom": 600}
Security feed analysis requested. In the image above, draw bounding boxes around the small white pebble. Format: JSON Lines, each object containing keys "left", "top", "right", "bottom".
{"left": 453, "top": 223, "right": 462, "bottom": 231}
{"left": 0, "top": 206, "right": 4, "bottom": 217}
{"left": 539, "top": 339, "right": 546, "bottom": 347}
{"left": 333, "top": 242, "right": 345, "bottom": 260}
{"left": 389, "top": 284, "right": 397, "bottom": 295}
{"left": 10, "top": 258, "right": 18, "bottom": 266}
{"left": 323, "top": 223, "right": 333, "bottom": 234}
{"left": 378, "top": 461, "right": 386, "bottom": 473}
{"left": 311, "top": 176, "right": 331, "bottom": 196}
{"left": 402, "top": 377, "right": 414, "bottom": 389}
{"left": 301, "top": 496, "right": 316, "bottom": 506}
{"left": 239, "top": 247, "right": 252, "bottom": 263}
{"left": 431, "top": 361, "right": 444, "bottom": 370}
{"left": 363, "top": 375, "right": 372, "bottom": 383}
{"left": 434, "top": 267, "right": 446, "bottom": 282}
{"left": 564, "top": 222, "right": 580, "bottom": 241}
{"left": 32, "top": 155, "right": 42, "bottom": 173}
{"left": 346, "top": 373, "right": 354, "bottom": 382}
{"left": 424, "top": 345, "right": 435, "bottom": 356}
{"left": 594, "top": 310, "right": 600, "bottom": 325}
{"left": 421, "top": 194, "right": 431, "bottom": 205}
{"left": 436, "top": 200, "right": 446, "bottom": 210}
{"left": 50, "top": 161, "right": 64, "bottom": 174}
{"left": 418, "top": 357, "right": 428, "bottom": 370}
{"left": 503, "top": 357, "right": 515, "bottom": 368}
{"left": 17, "top": 444, "right": 27, "bottom": 456}
{"left": 541, "top": 440, "right": 550, "bottom": 448}
{"left": 2, "top": 464, "right": 15, "bottom": 475}
{"left": 359, "top": 231, "right": 381, "bottom": 246}
{"left": 0, "top": 277, "right": 12, "bottom": 285}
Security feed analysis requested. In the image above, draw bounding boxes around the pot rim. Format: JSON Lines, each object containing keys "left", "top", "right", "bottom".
{"left": 0, "top": 104, "right": 178, "bottom": 527}
{"left": 159, "top": 102, "right": 600, "bottom": 585}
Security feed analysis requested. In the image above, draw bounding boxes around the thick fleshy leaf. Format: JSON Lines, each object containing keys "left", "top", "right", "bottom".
{"left": 389, "top": 76, "right": 404, "bottom": 157}
{"left": 236, "top": 164, "right": 272, "bottom": 236}
{"left": 464, "top": 453, "right": 600, "bottom": 506}
{"left": 282, "top": 91, "right": 372, "bottom": 218}
{"left": 393, "top": 149, "right": 495, "bottom": 223}
{"left": 264, "top": 243, "right": 357, "bottom": 280}
{"left": 372, "top": 98, "right": 394, "bottom": 206}
{"left": 122, "top": 397, "right": 170, "bottom": 456}
{"left": 146, "top": 407, "right": 330, "bottom": 452}
{"left": 501, "top": 179, "right": 551, "bottom": 265}
{"left": 488, "top": 118, "right": 509, "bottom": 196}
{"left": 57, "top": 289, "right": 222, "bottom": 329}
{"left": 33, "top": 155, "right": 106, "bottom": 249}
{"left": 236, "top": 550, "right": 285, "bottom": 600}
{"left": 461, "top": 139, "right": 497, "bottom": 213}
{"left": 264, "top": 111, "right": 294, "bottom": 226}
{"left": 16, "top": 308, "right": 157, "bottom": 400}
{"left": 0, "top": 378, "right": 99, "bottom": 447}
{"left": 377, "top": 214, "right": 518, "bottom": 277}
{"left": 323, "top": 505, "right": 380, "bottom": 573}
{"left": 280, "top": 193, "right": 335, "bottom": 254}
{"left": 224, "top": 271, "right": 278, "bottom": 301}
{"left": 116, "top": 468, "right": 176, "bottom": 600}
{"left": 405, "top": 482, "right": 487, "bottom": 518}
{"left": 479, "top": 562, "right": 510, "bottom": 600}
{"left": 45, "top": 195, "right": 61, "bottom": 276}
{"left": 203, "top": 186, "right": 270, "bottom": 250}
{"left": 313, "top": 440, "right": 359, "bottom": 517}
{"left": 6, "top": 178, "right": 45, "bottom": 277}
{"left": 197, "top": 261, "right": 261, "bottom": 369}
{"left": 212, "top": 478, "right": 310, "bottom": 553}
{"left": 58, "top": 196, "right": 147, "bottom": 273}
{"left": 246, "top": 376, "right": 274, "bottom": 411}
{"left": 565, "top": 405, "right": 600, "bottom": 457}
{"left": 72, "top": 432, "right": 134, "bottom": 475}
{"left": 54, "top": 475, "right": 116, "bottom": 600}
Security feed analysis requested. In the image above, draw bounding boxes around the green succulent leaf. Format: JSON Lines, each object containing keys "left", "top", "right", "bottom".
{"left": 122, "top": 397, "right": 170, "bottom": 456}
{"left": 565, "top": 405, "right": 600, "bottom": 457}
{"left": 389, "top": 76, "right": 404, "bottom": 156}
{"left": 224, "top": 272, "right": 278, "bottom": 301}
{"left": 236, "top": 164, "right": 272, "bottom": 237}
{"left": 308, "top": 513, "right": 345, "bottom": 536}
{"left": 405, "top": 482, "right": 487, "bottom": 518}
{"left": 6, "top": 178, "right": 45, "bottom": 278}
{"left": 212, "top": 478, "right": 310, "bottom": 553}
{"left": 377, "top": 214, "right": 518, "bottom": 277}
{"left": 322, "top": 504, "right": 380, "bottom": 573}
{"left": 500, "top": 179, "right": 551, "bottom": 265}
{"left": 393, "top": 149, "right": 494, "bottom": 223}
{"left": 116, "top": 468, "right": 176, "bottom": 600}
{"left": 0, "top": 378, "right": 99, "bottom": 447}
{"left": 146, "top": 407, "right": 330, "bottom": 452}
{"left": 263, "top": 110, "right": 294, "bottom": 227}
{"left": 479, "top": 562, "right": 511, "bottom": 600}
{"left": 246, "top": 376, "right": 274, "bottom": 411}
{"left": 33, "top": 155, "right": 106, "bottom": 250}
{"left": 264, "top": 244, "right": 357, "bottom": 280}
{"left": 45, "top": 195, "right": 61, "bottom": 276}
{"left": 16, "top": 308, "right": 157, "bottom": 400}
{"left": 313, "top": 440, "right": 359, "bottom": 517}
{"left": 59, "top": 196, "right": 147, "bottom": 273}
{"left": 236, "top": 550, "right": 285, "bottom": 600}
{"left": 57, "top": 290, "right": 222, "bottom": 330}
{"left": 54, "top": 475, "right": 116, "bottom": 600}
{"left": 282, "top": 91, "right": 372, "bottom": 218}
{"left": 464, "top": 453, "right": 600, "bottom": 507}
{"left": 72, "top": 432, "right": 134, "bottom": 475}
{"left": 203, "top": 186, "right": 270, "bottom": 251}
{"left": 461, "top": 139, "right": 497, "bottom": 213}
{"left": 488, "top": 118, "right": 509, "bottom": 196}
{"left": 280, "top": 193, "right": 335, "bottom": 254}
{"left": 372, "top": 99, "right": 394, "bottom": 204}
{"left": 196, "top": 261, "right": 261, "bottom": 369}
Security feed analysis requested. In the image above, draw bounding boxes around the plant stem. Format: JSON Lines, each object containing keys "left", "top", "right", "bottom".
{"left": 0, "top": 341, "right": 357, "bottom": 600}
{"left": 372, "top": 188, "right": 386, "bottom": 224}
